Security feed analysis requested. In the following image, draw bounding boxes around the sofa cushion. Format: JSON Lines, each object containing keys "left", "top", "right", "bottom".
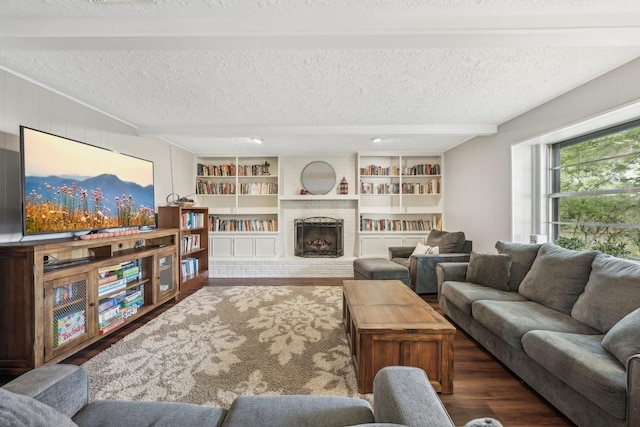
{"left": 465, "top": 252, "right": 512, "bottom": 291}
{"left": 426, "top": 230, "right": 466, "bottom": 254}
{"left": 471, "top": 300, "right": 600, "bottom": 349}
{"left": 522, "top": 330, "right": 626, "bottom": 419}
{"left": 0, "top": 388, "right": 77, "bottom": 427}
{"left": 518, "top": 243, "right": 597, "bottom": 315}
{"left": 441, "top": 281, "right": 527, "bottom": 316}
{"left": 602, "top": 307, "right": 640, "bottom": 366}
{"left": 571, "top": 253, "right": 640, "bottom": 333}
{"left": 221, "top": 395, "right": 374, "bottom": 427}
{"left": 411, "top": 243, "right": 439, "bottom": 256}
{"left": 391, "top": 258, "right": 411, "bottom": 269}
{"left": 495, "top": 241, "right": 541, "bottom": 291}
{"left": 73, "top": 400, "right": 227, "bottom": 427}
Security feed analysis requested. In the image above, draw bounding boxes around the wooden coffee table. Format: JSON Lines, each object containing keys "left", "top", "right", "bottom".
{"left": 342, "top": 279, "right": 456, "bottom": 394}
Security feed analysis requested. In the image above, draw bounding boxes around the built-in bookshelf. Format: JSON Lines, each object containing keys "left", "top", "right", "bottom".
{"left": 357, "top": 153, "right": 443, "bottom": 257}
{"left": 196, "top": 156, "right": 280, "bottom": 258}
{"left": 158, "top": 206, "right": 209, "bottom": 288}
{"left": 0, "top": 229, "right": 178, "bottom": 374}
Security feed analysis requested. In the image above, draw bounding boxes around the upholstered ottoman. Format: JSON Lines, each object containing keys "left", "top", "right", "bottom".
{"left": 353, "top": 258, "right": 410, "bottom": 286}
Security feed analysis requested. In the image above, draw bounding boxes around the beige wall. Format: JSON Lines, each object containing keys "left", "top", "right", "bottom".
{"left": 444, "top": 57, "right": 640, "bottom": 252}
{"left": 0, "top": 69, "right": 194, "bottom": 243}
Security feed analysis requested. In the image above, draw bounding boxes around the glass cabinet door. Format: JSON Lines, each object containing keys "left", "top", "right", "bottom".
{"left": 44, "top": 272, "right": 91, "bottom": 361}
{"left": 156, "top": 249, "right": 177, "bottom": 301}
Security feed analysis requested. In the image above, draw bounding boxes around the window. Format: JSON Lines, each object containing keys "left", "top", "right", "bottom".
{"left": 549, "top": 120, "right": 640, "bottom": 258}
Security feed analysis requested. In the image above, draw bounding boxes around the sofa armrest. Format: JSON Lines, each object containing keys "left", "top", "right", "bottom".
{"left": 436, "top": 262, "right": 469, "bottom": 284}
{"left": 630, "top": 354, "right": 640, "bottom": 427}
{"left": 2, "top": 364, "right": 89, "bottom": 418}
{"left": 410, "top": 254, "right": 471, "bottom": 294}
{"left": 388, "top": 246, "right": 415, "bottom": 259}
{"left": 373, "top": 366, "right": 454, "bottom": 427}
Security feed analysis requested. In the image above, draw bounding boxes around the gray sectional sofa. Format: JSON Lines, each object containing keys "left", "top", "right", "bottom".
{"left": 436, "top": 241, "right": 640, "bottom": 427}
{"left": 1, "top": 364, "right": 457, "bottom": 427}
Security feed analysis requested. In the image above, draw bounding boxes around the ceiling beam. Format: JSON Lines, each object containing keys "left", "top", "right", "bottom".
{"left": 136, "top": 124, "right": 497, "bottom": 138}
{"left": 2, "top": 16, "right": 640, "bottom": 50}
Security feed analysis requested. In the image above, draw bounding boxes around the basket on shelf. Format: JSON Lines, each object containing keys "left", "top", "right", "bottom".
{"left": 165, "top": 193, "right": 195, "bottom": 207}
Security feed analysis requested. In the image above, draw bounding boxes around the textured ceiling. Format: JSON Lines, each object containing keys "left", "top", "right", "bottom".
{"left": 1, "top": 1, "right": 640, "bottom": 154}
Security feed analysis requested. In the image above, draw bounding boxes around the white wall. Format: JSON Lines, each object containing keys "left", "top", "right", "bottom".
{"left": 0, "top": 69, "right": 194, "bottom": 243}
{"left": 445, "top": 57, "right": 640, "bottom": 252}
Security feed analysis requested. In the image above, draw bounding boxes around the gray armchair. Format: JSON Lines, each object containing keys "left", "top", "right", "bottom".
{"left": 389, "top": 230, "right": 472, "bottom": 294}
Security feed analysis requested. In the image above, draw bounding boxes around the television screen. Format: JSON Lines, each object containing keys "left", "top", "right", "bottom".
{"left": 21, "top": 126, "right": 155, "bottom": 236}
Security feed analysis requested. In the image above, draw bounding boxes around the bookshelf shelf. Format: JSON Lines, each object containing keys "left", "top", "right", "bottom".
{"left": 0, "top": 229, "right": 179, "bottom": 374}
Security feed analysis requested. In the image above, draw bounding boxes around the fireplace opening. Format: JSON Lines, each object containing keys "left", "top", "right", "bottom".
{"left": 295, "top": 217, "right": 344, "bottom": 258}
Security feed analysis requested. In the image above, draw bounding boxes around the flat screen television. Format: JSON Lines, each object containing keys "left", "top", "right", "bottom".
{"left": 20, "top": 126, "right": 155, "bottom": 236}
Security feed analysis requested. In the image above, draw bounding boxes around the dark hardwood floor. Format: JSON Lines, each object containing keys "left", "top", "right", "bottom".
{"left": 3, "top": 278, "right": 574, "bottom": 426}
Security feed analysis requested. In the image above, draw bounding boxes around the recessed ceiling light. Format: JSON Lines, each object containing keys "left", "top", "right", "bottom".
{"left": 371, "top": 137, "right": 383, "bottom": 143}
{"left": 250, "top": 138, "right": 263, "bottom": 145}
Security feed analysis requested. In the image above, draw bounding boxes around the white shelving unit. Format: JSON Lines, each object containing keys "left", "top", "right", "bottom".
{"left": 357, "top": 152, "right": 444, "bottom": 257}
{"left": 196, "top": 155, "right": 280, "bottom": 258}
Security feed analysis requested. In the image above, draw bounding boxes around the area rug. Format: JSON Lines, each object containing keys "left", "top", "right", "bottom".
{"left": 82, "top": 286, "right": 365, "bottom": 407}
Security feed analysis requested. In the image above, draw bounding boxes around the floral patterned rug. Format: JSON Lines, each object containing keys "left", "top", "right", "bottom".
{"left": 82, "top": 286, "right": 364, "bottom": 407}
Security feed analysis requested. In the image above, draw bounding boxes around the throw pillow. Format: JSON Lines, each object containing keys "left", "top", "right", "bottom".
{"left": 426, "top": 230, "right": 466, "bottom": 253}
{"left": 518, "top": 243, "right": 597, "bottom": 315}
{"left": 0, "top": 388, "right": 78, "bottom": 427}
{"left": 410, "top": 243, "right": 439, "bottom": 257}
{"left": 602, "top": 307, "right": 640, "bottom": 366}
{"left": 572, "top": 253, "right": 640, "bottom": 333}
{"left": 465, "top": 252, "right": 512, "bottom": 291}
{"left": 495, "top": 241, "right": 542, "bottom": 291}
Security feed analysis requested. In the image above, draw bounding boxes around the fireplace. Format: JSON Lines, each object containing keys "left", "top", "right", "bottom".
{"left": 295, "top": 217, "right": 344, "bottom": 258}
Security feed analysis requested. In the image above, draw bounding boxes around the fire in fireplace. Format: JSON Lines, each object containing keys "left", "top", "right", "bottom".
{"left": 295, "top": 217, "right": 344, "bottom": 257}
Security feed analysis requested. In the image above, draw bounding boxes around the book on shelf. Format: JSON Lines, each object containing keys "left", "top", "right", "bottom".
{"left": 197, "top": 163, "right": 236, "bottom": 177}
{"left": 237, "top": 162, "right": 271, "bottom": 176}
{"left": 98, "top": 306, "right": 121, "bottom": 326}
{"left": 196, "top": 180, "right": 236, "bottom": 195}
{"left": 238, "top": 182, "right": 278, "bottom": 195}
{"left": 98, "top": 317, "right": 126, "bottom": 335}
{"left": 402, "top": 163, "right": 440, "bottom": 176}
{"left": 98, "top": 278, "right": 126, "bottom": 296}
{"left": 359, "top": 216, "right": 435, "bottom": 232}
{"left": 180, "top": 211, "right": 206, "bottom": 229}
{"left": 209, "top": 216, "right": 278, "bottom": 232}
{"left": 122, "top": 265, "right": 142, "bottom": 283}
{"left": 97, "top": 259, "right": 141, "bottom": 289}
{"left": 97, "top": 287, "right": 145, "bottom": 333}
{"left": 181, "top": 258, "right": 199, "bottom": 279}
{"left": 98, "top": 297, "right": 118, "bottom": 312}
{"left": 97, "top": 274, "right": 119, "bottom": 286}
{"left": 360, "top": 182, "right": 399, "bottom": 195}
{"left": 180, "top": 234, "right": 201, "bottom": 254}
{"left": 360, "top": 164, "right": 400, "bottom": 176}
{"left": 125, "top": 287, "right": 144, "bottom": 303}
{"left": 53, "top": 282, "right": 81, "bottom": 306}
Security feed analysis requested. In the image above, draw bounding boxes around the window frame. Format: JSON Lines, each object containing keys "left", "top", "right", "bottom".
{"left": 548, "top": 119, "right": 640, "bottom": 254}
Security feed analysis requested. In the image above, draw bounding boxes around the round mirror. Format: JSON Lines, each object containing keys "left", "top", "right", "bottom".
{"left": 301, "top": 161, "right": 336, "bottom": 195}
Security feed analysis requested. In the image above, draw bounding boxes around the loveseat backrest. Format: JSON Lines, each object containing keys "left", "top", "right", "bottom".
{"left": 461, "top": 240, "right": 473, "bottom": 254}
